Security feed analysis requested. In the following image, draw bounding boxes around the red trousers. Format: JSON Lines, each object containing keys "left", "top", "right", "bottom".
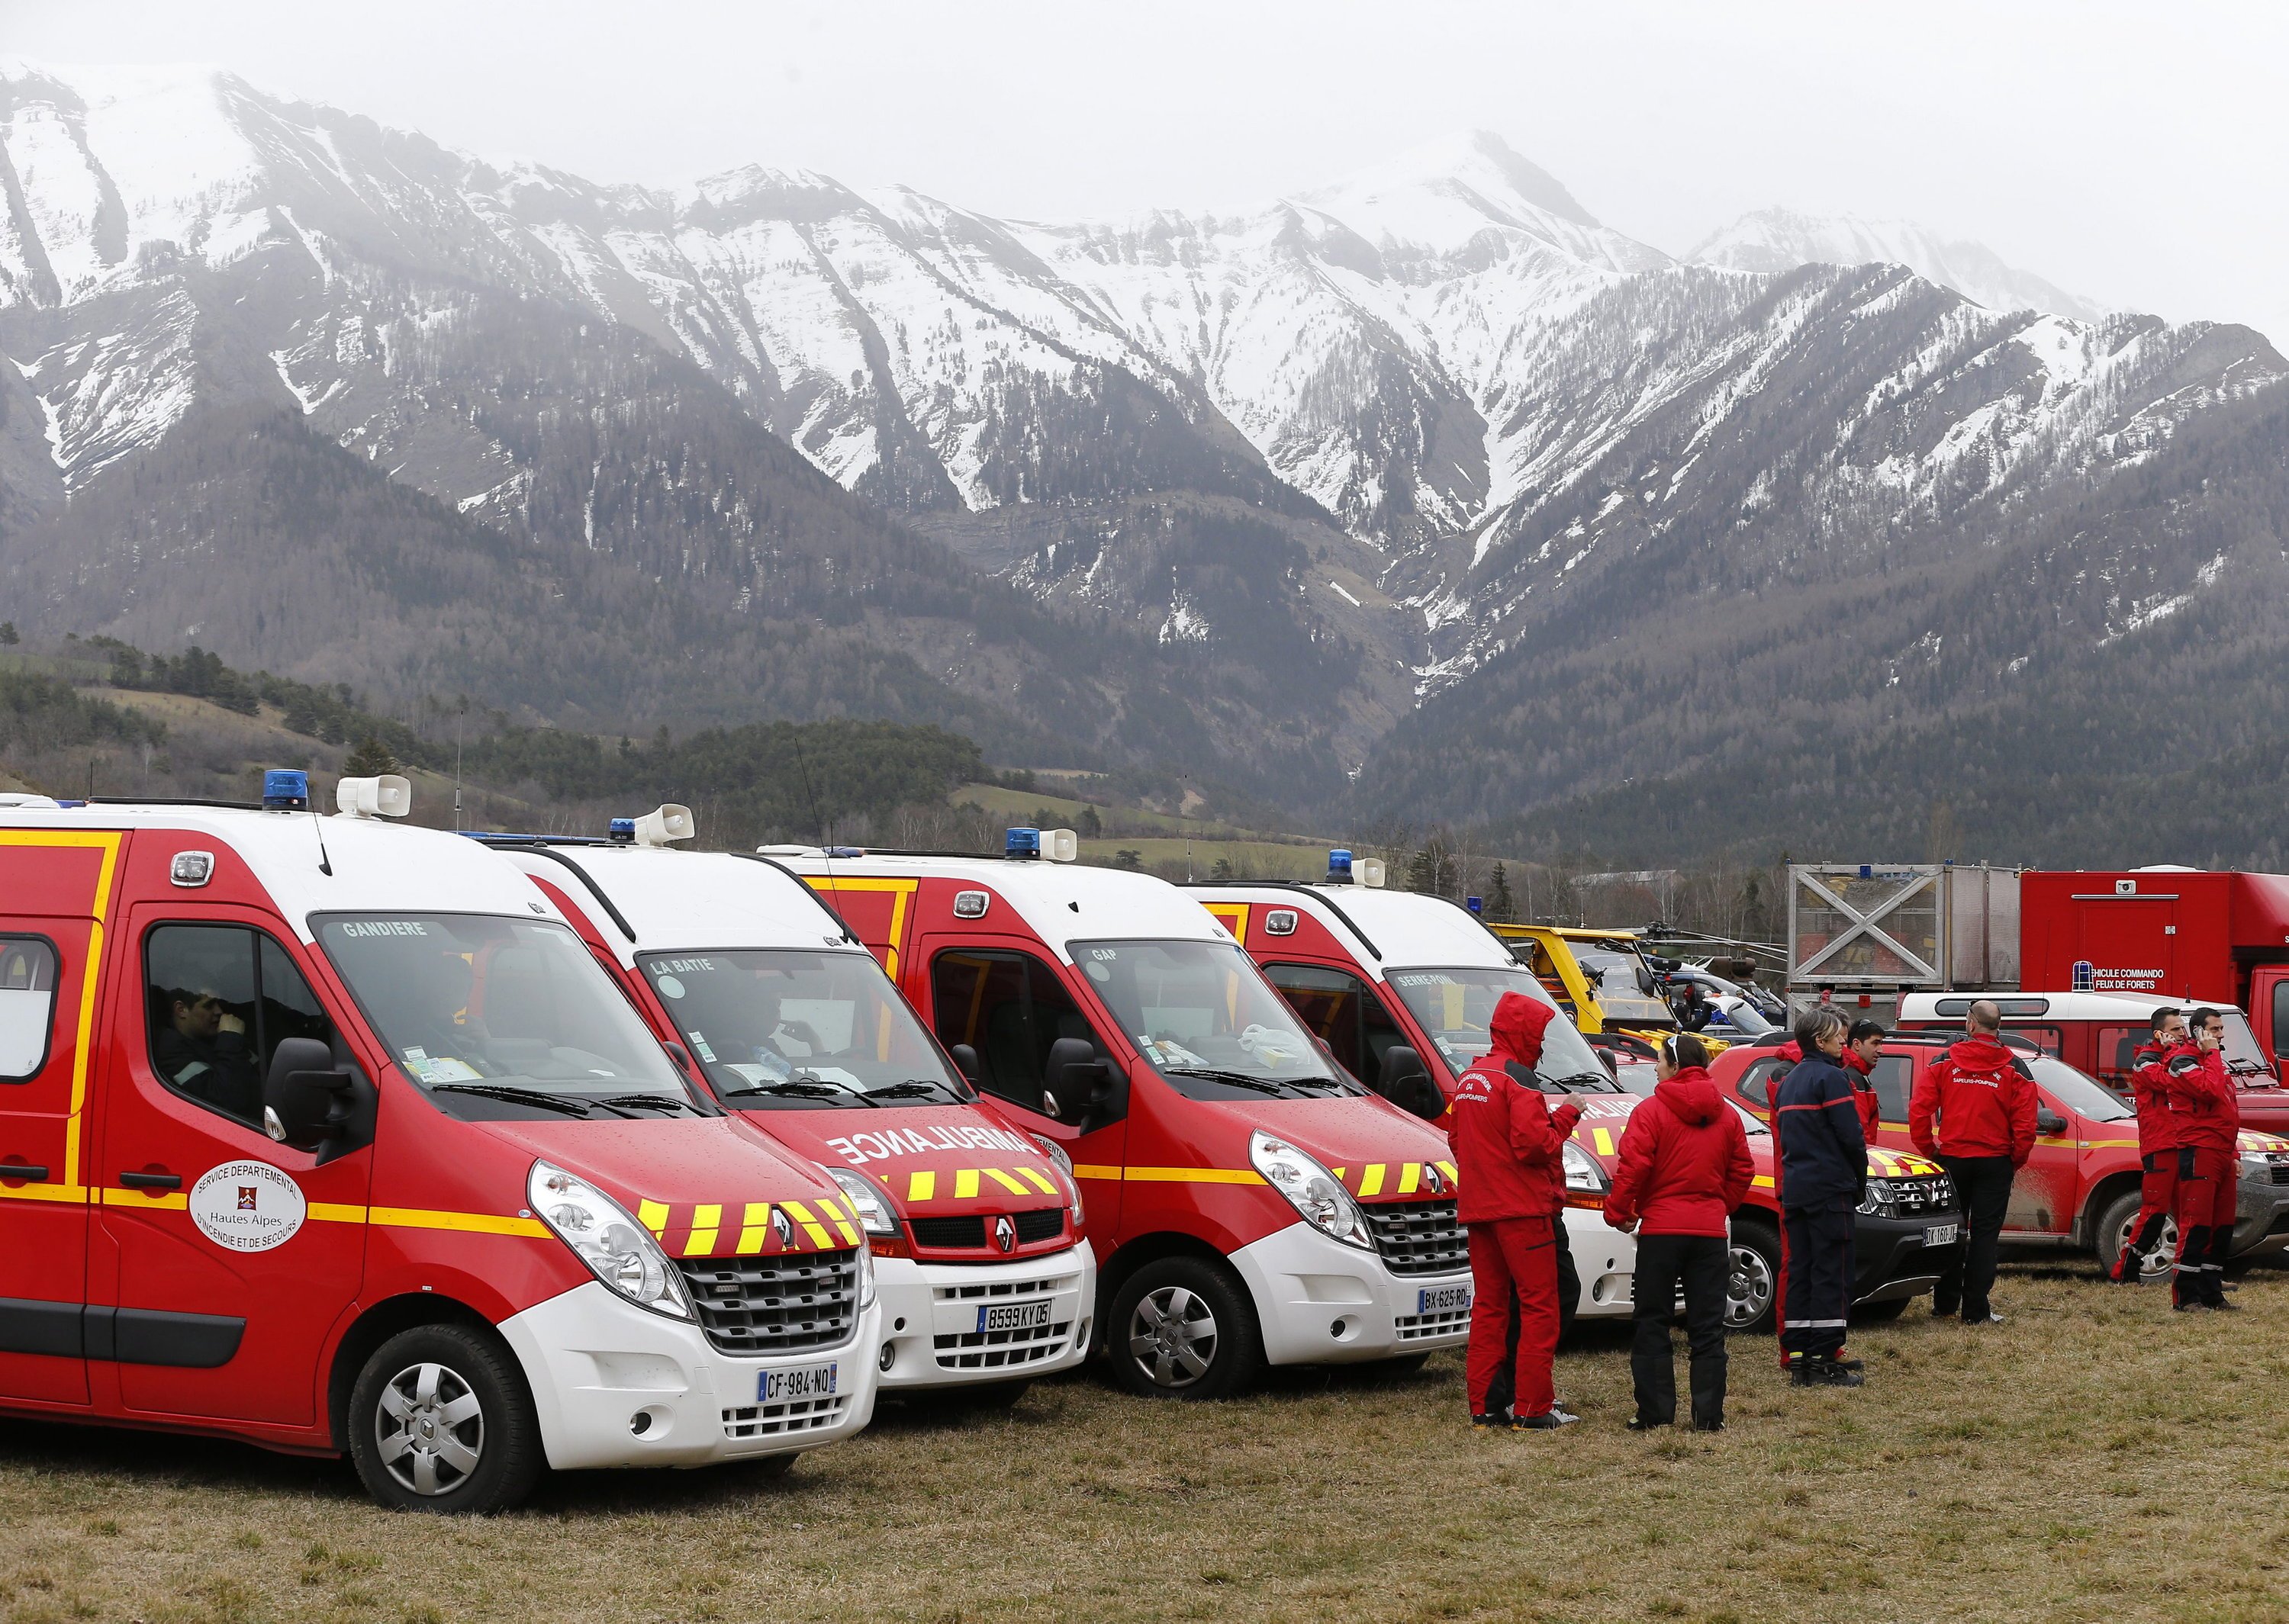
{"left": 2171, "top": 1146, "right": 2238, "bottom": 1304}
{"left": 1466, "top": 1217, "right": 1559, "bottom": 1417}
{"left": 2109, "top": 1151, "right": 2179, "bottom": 1280}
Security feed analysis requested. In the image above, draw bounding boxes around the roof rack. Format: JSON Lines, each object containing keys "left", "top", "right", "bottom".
{"left": 85, "top": 796, "right": 266, "bottom": 811}
{"left": 1177, "top": 880, "right": 1383, "bottom": 961}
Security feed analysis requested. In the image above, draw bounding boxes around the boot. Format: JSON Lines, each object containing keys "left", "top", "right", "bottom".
{"left": 1813, "top": 1356, "right": 1864, "bottom": 1388}
{"left": 2172, "top": 1227, "right": 2209, "bottom": 1311}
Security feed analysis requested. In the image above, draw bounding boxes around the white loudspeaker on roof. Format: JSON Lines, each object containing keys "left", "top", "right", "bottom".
{"left": 635, "top": 804, "right": 695, "bottom": 847}
{"left": 336, "top": 775, "right": 411, "bottom": 818}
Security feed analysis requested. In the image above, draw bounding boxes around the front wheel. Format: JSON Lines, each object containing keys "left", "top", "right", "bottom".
{"left": 1724, "top": 1218, "right": 1781, "bottom": 1336}
{"left": 1108, "top": 1257, "right": 1265, "bottom": 1400}
{"left": 346, "top": 1323, "right": 543, "bottom": 1514}
{"left": 2095, "top": 1189, "right": 2175, "bottom": 1280}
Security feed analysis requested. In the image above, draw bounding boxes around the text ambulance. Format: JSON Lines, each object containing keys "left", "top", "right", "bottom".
{"left": 487, "top": 822, "right": 1095, "bottom": 1400}
{"left": 775, "top": 831, "right": 1473, "bottom": 1398}
{"left": 0, "top": 777, "right": 879, "bottom": 1513}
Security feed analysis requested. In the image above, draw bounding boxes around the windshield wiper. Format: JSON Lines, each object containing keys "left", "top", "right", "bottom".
{"left": 430, "top": 1082, "right": 594, "bottom": 1118}
{"left": 865, "top": 1079, "right": 964, "bottom": 1102}
{"left": 595, "top": 1092, "right": 700, "bottom": 1115}
{"left": 1543, "top": 1071, "right": 1621, "bottom": 1094}
{"left": 718, "top": 1076, "right": 872, "bottom": 1103}
{"left": 1162, "top": 1066, "right": 1302, "bottom": 1097}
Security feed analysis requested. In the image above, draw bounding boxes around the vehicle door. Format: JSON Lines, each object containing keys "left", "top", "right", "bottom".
{"left": 0, "top": 921, "right": 98, "bottom": 1404}
{"left": 923, "top": 941, "right": 1128, "bottom": 1234}
{"left": 1257, "top": 962, "right": 1412, "bottom": 1093}
{"left": 2253, "top": 969, "right": 2289, "bottom": 1085}
{"left": 94, "top": 912, "right": 372, "bottom": 1426}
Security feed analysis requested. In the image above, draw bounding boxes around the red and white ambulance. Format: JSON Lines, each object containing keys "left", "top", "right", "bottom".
{"left": 774, "top": 831, "right": 1473, "bottom": 1398}
{"left": 1186, "top": 871, "right": 1638, "bottom": 1330}
{"left": 486, "top": 825, "right": 1096, "bottom": 1400}
{"left": 0, "top": 775, "right": 879, "bottom": 1513}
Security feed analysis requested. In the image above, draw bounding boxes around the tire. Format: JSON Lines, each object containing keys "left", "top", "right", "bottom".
{"left": 1854, "top": 1297, "right": 1910, "bottom": 1323}
{"left": 346, "top": 1323, "right": 543, "bottom": 1514}
{"left": 1107, "top": 1257, "right": 1265, "bottom": 1400}
{"left": 1724, "top": 1218, "right": 1782, "bottom": 1337}
{"left": 2096, "top": 1188, "right": 2175, "bottom": 1281}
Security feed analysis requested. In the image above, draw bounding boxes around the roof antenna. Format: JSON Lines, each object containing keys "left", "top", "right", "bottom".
{"left": 265, "top": 769, "right": 330, "bottom": 875}
{"left": 790, "top": 727, "right": 835, "bottom": 886}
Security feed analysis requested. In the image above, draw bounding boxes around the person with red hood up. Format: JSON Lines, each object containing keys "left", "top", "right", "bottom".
{"left": 1447, "top": 991, "right": 1582, "bottom": 1429}
{"left": 1909, "top": 999, "right": 2036, "bottom": 1325}
{"left": 1605, "top": 1033, "right": 1753, "bottom": 1430}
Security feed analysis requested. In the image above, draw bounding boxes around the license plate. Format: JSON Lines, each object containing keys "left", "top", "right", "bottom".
{"left": 1924, "top": 1224, "right": 1959, "bottom": 1247}
{"left": 760, "top": 1362, "right": 839, "bottom": 1403}
{"left": 977, "top": 1301, "right": 1052, "bottom": 1334}
{"left": 1418, "top": 1283, "right": 1473, "bottom": 1314}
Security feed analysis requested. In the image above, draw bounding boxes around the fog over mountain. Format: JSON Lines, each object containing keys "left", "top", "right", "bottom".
{"left": 3, "top": 60, "right": 2284, "bottom": 861}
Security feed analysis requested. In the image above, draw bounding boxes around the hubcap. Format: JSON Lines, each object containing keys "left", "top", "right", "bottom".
{"left": 1725, "top": 1243, "right": 1774, "bottom": 1328}
{"left": 2115, "top": 1214, "right": 2178, "bottom": 1279}
{"left": 1128, "top": 1285, "right": 1219, "bottom": 1389}
{"left": 375, "top": 1361, "right": 485, "bottom": 1497}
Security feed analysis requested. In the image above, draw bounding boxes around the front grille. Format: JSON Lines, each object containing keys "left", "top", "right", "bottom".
{"left": 1393, "top": 1304, "right": 1471, "bottom": 1342}
{"left": 677, "top": 1249, "right": 859, "bottom": 1356}
{"left": 1888, "top": 1175, "right": 1956, "bottom": 1216}
{"left": 720, "top": 1393, "right": 851, "bottom": 1439}
{"left": 930, "top": 1272, "right": 1083, "bottom": 1371}
{"left": 2269, "top": 1163, "right": 2289, "bottom": 1187}
{"left": 1363, "top": 1198, "right": 1469, "bottom": 1277}
{"left": 909, "top": 1208, "right": 1064, "bottom": 1251}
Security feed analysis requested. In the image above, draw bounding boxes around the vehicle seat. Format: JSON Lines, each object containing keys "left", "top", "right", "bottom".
{"left": 984, "top": 1002, "right": 1037, "bottom": 1095}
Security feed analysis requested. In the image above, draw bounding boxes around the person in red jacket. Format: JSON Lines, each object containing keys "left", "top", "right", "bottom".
{"left": 1605, "top": 1033, "right": 1753, "bottom": 1431}
{"left": 1908, "top": 999, "right": 2036, "bottom": 1325}
{"left": 1843, "top": 1021, "right": 1886, "bottom": 1137}
{"left": 2168, "top": 1007, "right": 2241, "bottom": 1310}
{"left": 1447, "top": 992, "right": 1583, "bottom": 1429}
{"left": 2107, "top": 1005, "right": 2188, "bottom": 1284}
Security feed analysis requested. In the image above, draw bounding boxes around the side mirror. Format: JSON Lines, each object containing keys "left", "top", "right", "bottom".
{"left": 2036, "top": 1107, "right": 2068, "bottom": 1135}
{"left": 1373, "top": 1045, "right": 1446, "bottom": 1122}
{"left": 263, "top": 1037, "right": 361, "bottom": 1159}
{"left": 1045, "top": 1037, "right": 1124, "bottom": 1128}
{"left": 664, "top": 1040, "right": 696, "bottom": 1075}
{"left": 948, "top": 1043, "right": 983, "bottom": 1086}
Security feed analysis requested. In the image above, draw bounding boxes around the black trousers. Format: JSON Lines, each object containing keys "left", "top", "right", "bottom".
{"left": 1631, "top": 1232, "right": 1728, "bottom": 1427}
{"left": 1781, "top": 1201, "right": 1854, "bottom": 1359}
{"left": 1485, "top": 1214, "right": 1578, "bottom": 1416}
{"left": 1933, "top": 1155, "right": 2014, "bottom": 1321}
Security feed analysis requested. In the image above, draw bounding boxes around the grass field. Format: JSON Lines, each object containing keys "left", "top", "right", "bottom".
{"left": 2, "top": 1259, "right": 2283, "bottom": 1624}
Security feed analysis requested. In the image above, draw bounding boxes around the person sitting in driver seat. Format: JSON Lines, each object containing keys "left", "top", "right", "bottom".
{"left": 154, "top": 987, "right": 258, "bottom": 1111}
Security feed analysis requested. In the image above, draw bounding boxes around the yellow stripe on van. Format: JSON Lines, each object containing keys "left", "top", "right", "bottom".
{"left": 778, "top": 1199, "right": 833, "bottom": 1248}
{"left": 637, "top": 1199, "right": 671, "bottom": 1237}
{"left": 684, "top": 1202, "right": 722, "bottom": 1256}
{"left": 955, "top": 1169, "right": 980, "bottom": 1199}
{"left": 984, "top": 1168, "right": 1030, "bottom": 1196}
{"left": 907, "top": 1170, "right": 937, "bottom": 1202}
{"left": 1359, "top": 1163, "right": 1386, "bottom": 1198}
{"left": 1018, "top": 1166, "right": 1060, "bottom": 1196}
{"left": 735, "top": 1203, "right": 772, "bottom": 1254}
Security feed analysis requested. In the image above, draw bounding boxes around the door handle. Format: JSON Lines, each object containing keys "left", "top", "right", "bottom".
{"left": 118, "top": 1170, "right": 182, "bottom": 1190}
{"left": 0, "top": 1164, "right": 50, "bottom": 1182}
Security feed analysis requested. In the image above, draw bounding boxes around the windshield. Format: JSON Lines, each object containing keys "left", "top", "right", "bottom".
{"left": 2221, "top": 1010, "right": 2271, "bottom": 1076}
{"left": 639, "top": 949, "right": 973, "bottom": 1108}
{"left": 1568, "top": 948, "right": 1676, "bottom": 1025}
{"left": 316, "top": 915, "right": 700, "bottom": 1111}
{"left": 2028, "top": 1056, "right": 2135, "bottom": 1122}
{"left": 1073, "top": 940, "right": 1354, "bottom": 1097}
{"left": 1386, "top": 966, "right": 1621, "bottom": 1091}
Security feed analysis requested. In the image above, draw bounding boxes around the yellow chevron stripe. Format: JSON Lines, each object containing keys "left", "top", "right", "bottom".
{"left": 907, "top": 1169, "right": 937, "bottom": 1202}
{"left": 778, "top": 1198, "right": 832, "bottom": 1248}
{"left": 984, "top": 1167, "right": 1031, "bottom": 1195}
{"left": 955, "top": 1169, "right": 980, "bottom": 1199}
{"left": 638, "top": 1199, "right": 671, "bottom": 1237}
{"left": 735, "top": 1202, "right": 771, "bottom": 1254}
{"left": 1399, "top": 1162, "right": 1421, "bottom": 1195}
{"left": 684, "top": 1202, "right": 722, "bottom": 1256}
{"left": 1359, "top": 1163, "right": 1386, "bottom": 1198}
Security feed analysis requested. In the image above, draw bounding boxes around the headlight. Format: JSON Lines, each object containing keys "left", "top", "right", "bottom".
{"left": 528, "top": 1160, "right": 691, "bottom": 1320}
{"left": 1249, "top": 1129, "right": 1372, "bottom": 1250}
{"left": 855, "top": 1239, "right": 877, "bottom": 1310}
{"left": 823, "top": 1166, "right": 900, "bottom": 1237}
{"left": 1032, "top": 1134, "right": 1086, "bottom": 1226}
{"left": 1562, "top": 1140, "right": 1608, "bottom": 1195}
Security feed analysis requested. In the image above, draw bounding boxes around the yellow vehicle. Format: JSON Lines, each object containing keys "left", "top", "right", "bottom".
{"left": 1487, "top": 925, "right": 1727, "bottom": 1056}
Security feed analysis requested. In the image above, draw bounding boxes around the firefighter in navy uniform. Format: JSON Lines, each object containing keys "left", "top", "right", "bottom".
{"left": 2108, "top": 1006, "right": 2188, "bottom": 1284}
{"left": 1448, "top": 992, "right": 1583, "bottom": 1429}
{"left": 1773, "top": 1007, "right": 1867, "bottom": 1388}
{"left": 2168, "top": 1007, "right": 2241, "bottom": 1310}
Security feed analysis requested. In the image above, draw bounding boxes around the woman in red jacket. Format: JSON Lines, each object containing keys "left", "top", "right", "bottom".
{"left": 1448, "top": 992, "right": 1582, "bottom": 1429}
{"left": 1605, "top": 1033, "right": 1755, "bottom": 1431}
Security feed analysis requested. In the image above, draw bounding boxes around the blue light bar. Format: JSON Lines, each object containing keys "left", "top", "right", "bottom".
{"left": 608, "top": 818, "right": 636, "bottom": 842}
{"left": 1326, "top": 847, "right": 1353, "bottom": 883}
{"left": 1466, "top": 896, "right": 1483, "bottom": 914}
{"left": 262, "top": 769, "right": 311, "bottom": 811}
{"left": 1006, "top": 827, "right": 1041, "bottom": 860}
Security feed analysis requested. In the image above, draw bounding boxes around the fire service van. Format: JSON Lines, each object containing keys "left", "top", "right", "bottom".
{"left": 1195, "top": 862, "right": 1956, "bottom": 1333}
{"left": 0, "top": 776, "right": 879, "bottom": 1514}
{"left": 775, "top": 831, "right": 1473, "bottom": 1398}
{"left": 485, "top": 820, "right": 1095, "bottom": 1400}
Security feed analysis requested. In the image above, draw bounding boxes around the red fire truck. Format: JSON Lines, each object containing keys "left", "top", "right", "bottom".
{"left": 777, "top": 831, "right": 1473, "bottom": 1398}
{"left": 488, "top": 828, "right": 1096, "bottom": 1402}
{"left": 1193, "top": 866, "right": 1958, "bottom": 1333}
{"left": 0, "top": 776, "right": 880, "bottom": 1513}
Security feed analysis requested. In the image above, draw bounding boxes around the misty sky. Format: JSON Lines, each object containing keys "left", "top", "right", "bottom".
{"left": 6, "top": 0, "right": 2284, "bottom": 342}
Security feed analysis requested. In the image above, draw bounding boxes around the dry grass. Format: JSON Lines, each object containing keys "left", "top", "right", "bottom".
{"left": 3, "top": 1260, "right": 2286, "bottom": 1624}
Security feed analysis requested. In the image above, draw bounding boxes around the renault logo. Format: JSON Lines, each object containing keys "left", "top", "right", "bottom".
{"left": 1424, "top": 1163, "right": 1446, "bottom": 1196}
{"left": 993, "top": 1214, "right": 1016, "bottom": 1253}
{"left": 771, "top": 1208, "right": 796, "bottom": 1249}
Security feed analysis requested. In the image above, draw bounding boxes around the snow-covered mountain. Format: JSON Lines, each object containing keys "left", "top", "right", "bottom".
{"left": 2, "top": 59, "right": 2283, "bottom": 816}
{"left": 1688, "top": 207, "right": 2107, "bottom": 322}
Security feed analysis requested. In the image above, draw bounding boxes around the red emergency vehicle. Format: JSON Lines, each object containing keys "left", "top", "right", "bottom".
{"left": 0, "top": 776, "right": 880, "bottom": 1513}
{"left": 1709, "top": 1029, "right": 2289, "bottom": 1278}
{"left": 777, "top": 831, "right": 1472, "bottom": 1398}
{"left": 1191, "top": 870, "right": 1959, "bottom": 1333}
{"left": 488, "top": 828, "right": 1096, "bottom": 1400}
